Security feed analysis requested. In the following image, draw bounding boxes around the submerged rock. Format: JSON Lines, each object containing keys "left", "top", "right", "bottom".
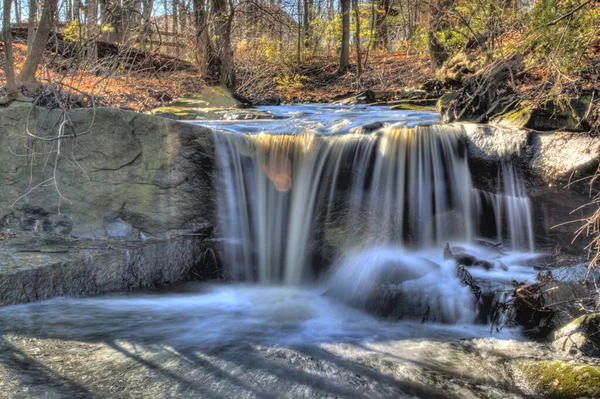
{"left": 325, "top": 248, "right": 471, "bottom": 323}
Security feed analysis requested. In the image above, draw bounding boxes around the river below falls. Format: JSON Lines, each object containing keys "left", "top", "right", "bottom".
{"left": 0, "top": 282, "right": 562, "bottom": 399}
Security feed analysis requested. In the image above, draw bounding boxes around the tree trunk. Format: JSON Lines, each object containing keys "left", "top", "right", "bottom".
{"left": 339, "top": 0, "right": 350, "bottom": 73}
{"left": 375, "top": 0, "right": 389, "bottom": 49}
{"left": 164, "top": 0, "right": 169, "bottom": 32}
{"left": 14, "top": 0, "right": 22, "bottom": 23}
{"left": 27, "top": 0, "right": 37, "bottom": 54}
{"left": 18, "top": 0, "right": 57, "bottom": 90}
{"left": 210, "top": 0, "right": 235, "bottom": 88}
{"left": 87, "top": 0, "right": 98, "bottom": 57}
{"left": 192, "top": 0, "right": 212, "bottom": 74}
{"left": 297, "top": 0, "right": 302, "bottom": 64}
{"left": 2, "top": 0, "right": 18, "bottom": 98}
{"left": 428, "top": 0, "right": 455, "bottom": 70}
{"left": 141, "top": 0, "right": 154, "bottom": 48}
{"left": 66, "top": 0, "right": 72, "bottom": 21}
{"left": 74, "top": 0, "right": 81, "bottom": 24}
{"left": 302, "top": 0, "right": 312, "bottom": 47}
{"left": 353, "top": 0, "right": 362, "bottom": 75}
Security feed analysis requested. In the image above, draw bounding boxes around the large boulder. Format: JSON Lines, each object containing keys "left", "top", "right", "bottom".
{"left": 0, "top": 102, "right": 216, "bottom": 239}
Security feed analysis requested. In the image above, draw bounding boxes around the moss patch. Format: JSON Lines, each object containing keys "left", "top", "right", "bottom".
{"left": 514, "top": 359, "right": 600, "bottom": 398}
{"left": 391, "top": 103, "right": 437, "bottom": 111}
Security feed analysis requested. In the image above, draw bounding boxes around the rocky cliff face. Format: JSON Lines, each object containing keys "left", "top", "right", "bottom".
{"left": 462, "top": 123, "right": 600, "bottom": 249}
{"left": 0, "top": 103, "right": 216, "bottom": 239}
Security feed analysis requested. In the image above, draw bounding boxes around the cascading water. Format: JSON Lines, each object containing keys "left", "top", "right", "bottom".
{"left": 0, "top": 105, "right": 557, "bottom": 398}
{"left": 211, "top": 105, "right": 537, "bottom": 323}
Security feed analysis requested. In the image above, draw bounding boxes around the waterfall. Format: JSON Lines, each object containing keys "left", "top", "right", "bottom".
{"left": 213, "top": 122, "right": 535, "bottom": 285}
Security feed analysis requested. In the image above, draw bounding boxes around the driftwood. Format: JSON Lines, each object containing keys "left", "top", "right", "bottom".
{"left": 444, "top": 52, "right": 525, "bottom": 123}
{"left": 9, "top": 27, "right": 196, "bottom": 73}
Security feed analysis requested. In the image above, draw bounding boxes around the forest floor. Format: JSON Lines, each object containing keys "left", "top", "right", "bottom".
{"left": 0, "top": 43, "right": 206, "bottom": 112}
{"left": 235, "top": 50, "right": 435, "bottom": 103}
{"left": 0, "top": 44, "right": 435, "bottom": 109}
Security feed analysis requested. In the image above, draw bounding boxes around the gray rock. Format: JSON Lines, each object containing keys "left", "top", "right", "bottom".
{"left": 0, "top": 233, "right": 217, "bottom": 306}
{"left": 0, "top": 103, "right": 216, "bottom": 239}
{"left": 553, "top": 313, "right": 600, "bottom": 357}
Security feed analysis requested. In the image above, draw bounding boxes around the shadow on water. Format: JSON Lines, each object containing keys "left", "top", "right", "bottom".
{"left": 0, "top": 283, "right": 534, "bottom": 398}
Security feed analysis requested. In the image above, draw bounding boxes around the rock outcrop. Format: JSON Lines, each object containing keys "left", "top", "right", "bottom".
{"left": 0, "top": 102, "right": 216, "bottom": 239}
{"left": 553, "top": 313, "right": 600, "bottom": 357}
{"left": 462, "top": 123, "right": 600, "bottom": 248}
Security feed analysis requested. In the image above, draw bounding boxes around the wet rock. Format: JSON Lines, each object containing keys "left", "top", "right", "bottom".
{"left": 360, "top": 121, "right": 385, "bottom": 133}
{"left": 553, "top": 313, "right": 600, "bottom": 357}
{"left": 332, "top": 90, "right": 378, "bottom": 105}
{"left": 443, "top": 243, "right": 495, "bottom": 270}
{"left": 511, "top": 279, "right": 597, "bottom": 332}
{"left": 152, "top": 85, "right": 242, "bottom": 120}
{"left": 251, "top": 98, "right": 281, "bottom": 106}
{"left": 546, "top": 262, "right": 600, "bottom": 284}
{"left": 0, "top": 233, "right": 216, "bottom": 306}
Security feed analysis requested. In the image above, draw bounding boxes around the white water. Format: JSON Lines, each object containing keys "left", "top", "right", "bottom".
{"left": 209, "top": 105, "right": 537, "bottom": 324}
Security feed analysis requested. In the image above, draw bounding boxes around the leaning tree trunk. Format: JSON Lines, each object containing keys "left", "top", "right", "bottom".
{"left": 192, "top": 0, "right": 215, "bottom": 76}
{"left": 18, "top": 0, "right": 58, "bottom": 91}
{"left": 339, "top": 0, "right": 350, "bottom": 73}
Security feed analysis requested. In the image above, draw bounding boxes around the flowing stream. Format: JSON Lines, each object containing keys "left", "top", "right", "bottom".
{"left": 0, "top": 105, "right": 553, "bottom": 398}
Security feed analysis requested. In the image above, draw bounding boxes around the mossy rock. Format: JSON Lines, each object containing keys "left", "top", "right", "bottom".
{"left": 152, "top": 85, "right": 241, "bottom": 120}
{"left": 513, "top": 359, "right": 600, "bottom": 398}
{"left": 493, "top": 96, "right": 592, "bottom": 132}
{"left": 553, "top": 313, "right": 600, "bottom": 357}
{"left": 436, "top": 92, "right": 459, "bottom": 116}
{"left": 390, "top": 99, "right": 438, "bottom": 111}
